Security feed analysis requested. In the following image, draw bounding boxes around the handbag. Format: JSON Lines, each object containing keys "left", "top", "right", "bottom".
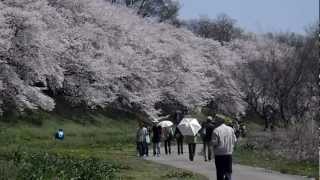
{"left": 146, "top": 135, "right": 150, "bottom": 144}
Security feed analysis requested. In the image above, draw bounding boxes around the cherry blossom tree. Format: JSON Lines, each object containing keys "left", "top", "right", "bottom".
{"left": 0, "top": 0, "right": 247, "bottom": 120}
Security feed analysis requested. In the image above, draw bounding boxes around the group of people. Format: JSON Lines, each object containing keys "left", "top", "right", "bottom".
{"left": 136, "top": 112, "right": 239, "bottom": 180}
{"left": 135, "top": 119, "right": 178, "bottom": 157}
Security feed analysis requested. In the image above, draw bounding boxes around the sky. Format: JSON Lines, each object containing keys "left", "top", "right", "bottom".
{"left": 178, "top": 0, "right": 319, "bottom": 34}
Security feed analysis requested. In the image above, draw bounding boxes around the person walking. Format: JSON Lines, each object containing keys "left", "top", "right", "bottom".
{"left": 264, "top": 105, "right": 274, "bottom": 131}
{"left": 136, "top": 123, "right": 148, "bottom": 157}
{"left": 184, "top": 134, "right": 197, "bottom": 161}
{"left": 144, "top": 124, "right": 150, "bottom": 156}
{"left": 152, "top": 121, "right": 162, "bottom": 156}
{"left": 163, "top": 126, "right": 174, "bottom": 155}
{"left": 233, "top": 114, "right": 241, "bottom": 138}
{"left": 174, "top": 127, "right": 184, "bottom": 155}
{"left": 179, "top": 112, "right": 199, "bottom": 161}
{"left": 201, "top": 116, "right": 215, "bottom": 161}
{"left": 173, "top": 110, "right": 184, "bottom": 155}
{"left": 212, "top": 115, "right": 237, "bottom": 180}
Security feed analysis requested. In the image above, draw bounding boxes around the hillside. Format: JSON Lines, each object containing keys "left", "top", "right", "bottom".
{"left": 0, "top": 0, "right": 251, "bottom": 118}
{"left": 0, "top": 112, "right": 207, "bottom": 180}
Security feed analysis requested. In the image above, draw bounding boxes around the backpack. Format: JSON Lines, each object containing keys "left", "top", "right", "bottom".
{"left": 55, "top": 130, "right": 64, "bottom": 140}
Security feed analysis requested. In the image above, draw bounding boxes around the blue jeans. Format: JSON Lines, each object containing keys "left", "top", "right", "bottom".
{"left": 138, "top": 142, "right": 148, "bottom": 157}
{"left": 164, "top": 139, "right": 171, "bottom": 155}
{"left": 153, "top": 142, "right": 161, "bottom": 155}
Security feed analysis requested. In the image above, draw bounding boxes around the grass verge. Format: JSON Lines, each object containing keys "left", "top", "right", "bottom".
{"left": 234, "top": 147, "right": 317, "bottom": 178}
{"left": 234, "top": 121, "right": 318, "bottom": 179}
{"left": 0, "top": 112, "right": 207, "bottom": 180}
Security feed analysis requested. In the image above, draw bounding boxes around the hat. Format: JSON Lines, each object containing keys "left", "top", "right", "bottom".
{"left": 214, "top": 114, "right": 225, "bottom": 123}
{"left": 207, "top": 116, "right": 213, "bottom": 121}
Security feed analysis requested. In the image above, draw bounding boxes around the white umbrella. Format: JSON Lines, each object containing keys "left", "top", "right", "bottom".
{"left": 158, "top": 120, "right": 173, "bottom": 128}
{"left": 177, "top": 118, "right": 201, "bottom": 136}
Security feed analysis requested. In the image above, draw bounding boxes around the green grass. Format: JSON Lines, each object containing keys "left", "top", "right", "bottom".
{"left": 234, "top": 148, "right": 317, "bottom": 178}
{"left": 233, "top": 121, "right": 318, "bottom": 178}
{"left": 0, "top": 112, "right": 207, "bottom": 180}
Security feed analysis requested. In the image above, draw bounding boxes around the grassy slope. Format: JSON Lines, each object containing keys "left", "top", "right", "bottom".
{"left": 193, "top": 111, "right": 317, "bottom": 178}
{"left": 0, "top": 112, "right": 207, "bottom": 180}
{"left": 233, "top": 121, "right": 318, "bottom": 178}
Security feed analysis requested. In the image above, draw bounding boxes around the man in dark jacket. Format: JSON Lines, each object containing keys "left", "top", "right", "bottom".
{"left": 152, "top": 121, "right": 162, "bottom": 156}
{"left": 201, "top": 116, "right": 215, "bottom": 161}
{"left": 173, "top": 110, "right": 184, "bottom": 155}
{"left": 174, "top": 127, "right": 184, "bottom": 155}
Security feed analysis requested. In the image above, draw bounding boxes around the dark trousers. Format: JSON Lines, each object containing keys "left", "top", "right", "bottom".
{"left": 215, "top": 155, "right": 232, "bottom": 180}
{"left": 138, "top": 142, "right": 148, "bottom": 157}
{"left": 203, "top": 141, "right": 212, "bottom": 161}
{"left": 145, "top": 142, "right": 149, "bottom": 156}
{"left": 188, "top": 143, "right": 196, "bottom": 161}
{"left": 177, "top": 138, "right": 184, "bottom": 155}
{"left": 153, "top": 142, "right": 161, "bottom": 155}
{"left": 164, "top": 139, "right": 171, "bottom": 155}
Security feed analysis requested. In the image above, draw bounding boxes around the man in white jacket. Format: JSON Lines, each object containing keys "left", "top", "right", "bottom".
{"left": 212, "top": 116, "right": 237, "bottom": 180}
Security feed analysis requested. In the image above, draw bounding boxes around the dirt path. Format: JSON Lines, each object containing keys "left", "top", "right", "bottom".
{"left": 146, "top": 145, "right": 313, "bottom": 180}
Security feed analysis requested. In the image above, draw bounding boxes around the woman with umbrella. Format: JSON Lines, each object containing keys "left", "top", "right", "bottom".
{"left": 159, "top": 120, "right": 174, "bottom": 155}
{"left": 177, "top": 116, "right": 202, "bottom": 161}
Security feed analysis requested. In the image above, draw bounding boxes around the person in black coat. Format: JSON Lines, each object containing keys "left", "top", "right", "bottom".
{"left": 173, "top": 110, "right": 184, "bottom": 155}
{"left": 152, "top": 122, "right": 162, "bottom": 156}
{"left": 174, "top": 127, "right": 184, "bottom": 155}
{"left": 201, "top": 116, "right": 215, "bottom": 161}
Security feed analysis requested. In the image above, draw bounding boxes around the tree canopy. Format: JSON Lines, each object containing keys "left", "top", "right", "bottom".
{"left": 0, "top": 0, "right": 245, "bottom": 119}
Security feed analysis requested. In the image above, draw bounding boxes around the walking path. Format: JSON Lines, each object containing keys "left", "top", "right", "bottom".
{"left": 146, "top": 145, "right": 313, "bottom": 180}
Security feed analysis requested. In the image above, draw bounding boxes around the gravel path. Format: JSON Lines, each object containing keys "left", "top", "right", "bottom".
{"left": 146, "top": 145, "right": 313, "bottom": 180}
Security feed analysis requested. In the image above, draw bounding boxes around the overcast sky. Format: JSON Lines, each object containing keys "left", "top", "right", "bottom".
{"left": 178, "top": 0, "right": 319, "bottom": 34}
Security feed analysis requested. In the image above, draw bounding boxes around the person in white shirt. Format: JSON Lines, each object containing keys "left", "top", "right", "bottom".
{"left": 212, "top": 115, "right": 237, "bottom": 180}
{"left": 136, "top": 123, "right": 148, "bottom": 157}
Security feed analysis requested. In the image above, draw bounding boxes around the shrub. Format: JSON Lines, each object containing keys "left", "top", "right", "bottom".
{"left": 240, "top": 120, "right": 317, "bottom": 162}
{"left": 1, "top": 150, "right": 119, "bottom": 180}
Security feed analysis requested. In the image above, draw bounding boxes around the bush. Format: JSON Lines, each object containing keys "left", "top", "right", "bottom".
{"left": 241, "top": 120, "right": 317, "bottom": 162}
{"left": 277, "top": 120, "right": 318, "bottom": 162}
{"left": 1, "top": 150, "right": 119, "bottom": 180}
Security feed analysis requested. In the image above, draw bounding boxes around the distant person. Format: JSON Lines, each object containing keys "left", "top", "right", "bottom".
{"left": 264, "top": 105, "right": 275, "bottom": 131}
{"left": 174, "top": 126, "right": 184, "bottom": 155}
{"left": 200, "top": 116, "right": 215, "bottom": 161}
{"left": 173, "top": 110, "right": 184, "bottom": 155}
{"left": 181, "top": 113, "right": 198, "bottom": 161}
{"left": 55, "top": 129, "right": 64, "bottom": 140}
{"left": 173, "top": 110, "right": 184, "bottom": 124}
{"left": 233, "top": 113, "right": 241, "bottom": 138}
{"left": 163, "top": 126, "right": 174, "bottom": 155}
{"left": 136, "top": 123, "right": 148, "bottom": 157}
{"left": 152, "top": 121, "right": 162, "bottom": 156}
{"left": 144, "top": 124, "right": 150, "bottom": 156}
{"left": 212, "top": 116, "right": 237, "bottom": 180}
